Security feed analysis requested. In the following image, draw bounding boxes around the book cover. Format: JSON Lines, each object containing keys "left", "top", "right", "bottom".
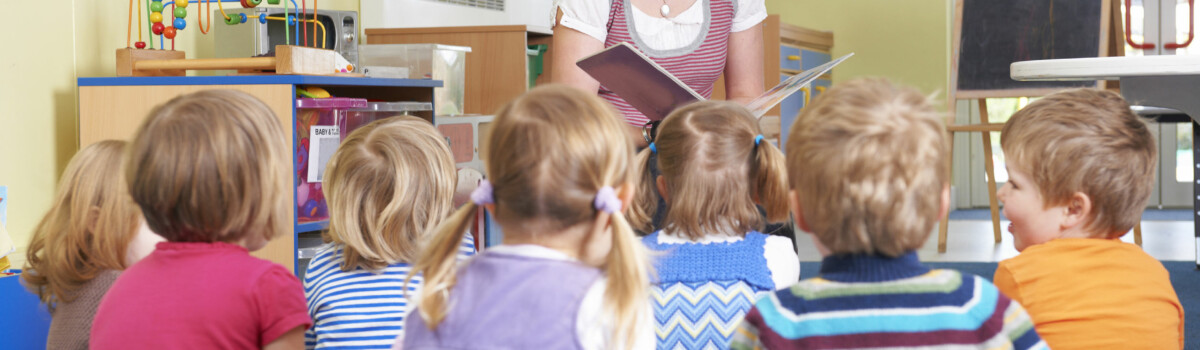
{"left": 576, "top": 42, "right": 704, "bottom": 122}
{"left": 577, "top": 42, "right": 852, "bottom": 120}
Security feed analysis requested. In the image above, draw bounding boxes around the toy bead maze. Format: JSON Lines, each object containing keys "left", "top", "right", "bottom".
{"left": 118, "top": 0, "right": 349, "bottom": 76}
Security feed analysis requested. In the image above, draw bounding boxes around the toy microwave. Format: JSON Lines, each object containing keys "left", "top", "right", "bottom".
{"left": 213, "top": 8, "right": 358, "bottom": 68}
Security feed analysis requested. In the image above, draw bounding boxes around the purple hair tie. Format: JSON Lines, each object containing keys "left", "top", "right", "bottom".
{"left": 594, "top": 186, "right": 622, "bottom": 214}
{"left": 471, "top": 179, "right": 494, "bottom": 205}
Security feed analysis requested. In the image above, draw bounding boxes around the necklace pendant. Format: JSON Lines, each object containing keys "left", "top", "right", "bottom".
{"left": 660, "top": 4, "right": 671, "bottom": 17}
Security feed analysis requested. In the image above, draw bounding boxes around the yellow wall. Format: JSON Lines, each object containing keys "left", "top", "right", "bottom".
{"left": 767, "top": 0, "right": 952, "bottom": 102}
{"left": 0, "top": 0, "right": 355, "bottom": 268}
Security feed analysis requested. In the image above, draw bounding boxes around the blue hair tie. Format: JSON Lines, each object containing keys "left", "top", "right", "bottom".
{"left": 649, "top": 142, "right": 657, "bottom": 154}
{"left": 754, "top": 134, "right": 764, "bottom": 146}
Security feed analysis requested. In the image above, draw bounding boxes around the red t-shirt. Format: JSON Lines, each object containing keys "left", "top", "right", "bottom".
{"left": 91, "top": 242, "right": 311, "bottom": 349}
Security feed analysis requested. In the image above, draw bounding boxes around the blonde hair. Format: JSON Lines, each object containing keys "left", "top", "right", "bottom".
{"left": 629, "top": 101, "right": 789, "bottom": 238}
{"left": 126, "top": 90, "right": 290, "bottom": 245}
{"left": 23, "top": 141, "right": 142, "bottom": 310}
{"left": 1001, "top": 88, "right": 1155, "bottom": 238}
{"left": 410, "top": 85, "right": 652, "bottom": 349}
{"left": 786, "top": 78, "right": 947, "bottom": 257}
{"left": 323, "top": 116, "right": 458, "bottom": 272}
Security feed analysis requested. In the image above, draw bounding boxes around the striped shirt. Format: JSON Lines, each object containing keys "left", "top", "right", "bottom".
{"left": 731, "top": 253, "right": 1047, "bottom": 350}
{"left": 303, "top": 235, "right": 476, "bottom": 349}
{"left": 601, "top": 0, "right": 736, "bottom": 126}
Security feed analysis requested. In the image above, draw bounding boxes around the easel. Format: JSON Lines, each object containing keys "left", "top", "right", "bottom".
{"left": 942, "top": 0, "right": 1127, "bottom": 253}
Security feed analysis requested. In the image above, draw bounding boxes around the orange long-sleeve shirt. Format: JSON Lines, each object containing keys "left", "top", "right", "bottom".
{"left": 994, "top": 238, "right": 1183, "bottom": 349}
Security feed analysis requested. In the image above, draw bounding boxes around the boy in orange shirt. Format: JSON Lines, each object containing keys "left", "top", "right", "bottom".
{"left": 995, "top": 88, "right": 1184, "bottom": 349}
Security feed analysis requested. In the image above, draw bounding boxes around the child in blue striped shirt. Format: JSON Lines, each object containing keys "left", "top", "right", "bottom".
{"left": 302, "top": 116, "right": 475, "bottom": 349}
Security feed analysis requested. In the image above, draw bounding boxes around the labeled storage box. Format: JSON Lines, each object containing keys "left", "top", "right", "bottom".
{"left": 295, "top": 97, "right": 368, "bottom": 223}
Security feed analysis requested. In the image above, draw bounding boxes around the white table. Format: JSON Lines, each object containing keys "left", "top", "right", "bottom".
{"left": 1012, "top": 55, "right": 1200, "bottom": 268}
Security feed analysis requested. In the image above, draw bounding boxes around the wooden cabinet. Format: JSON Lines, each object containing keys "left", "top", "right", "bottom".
{"left": 366, "top": 25, "right": 554, "bottom": 116}
{"left": 77, "top": 75, "right": 440, "bottom": 274}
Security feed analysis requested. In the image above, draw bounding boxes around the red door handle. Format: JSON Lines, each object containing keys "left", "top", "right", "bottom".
{"left": 1127, "top": 0, "right": 1157, "bottom": 49}
{"left": 1166, "top": 0, "right": 1195, "bottom": 49}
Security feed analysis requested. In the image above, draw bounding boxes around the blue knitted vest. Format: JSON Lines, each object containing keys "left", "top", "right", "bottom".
{"left": 641, "top": 231, "right": 774, "bottom": 350}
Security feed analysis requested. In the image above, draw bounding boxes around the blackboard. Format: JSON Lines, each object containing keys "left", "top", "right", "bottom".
{"left": 954, "top": 0, "right": 1108, "bottom": 97}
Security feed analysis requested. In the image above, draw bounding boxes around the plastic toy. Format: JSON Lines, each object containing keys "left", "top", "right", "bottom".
{"left": 125, "top": 0, "right": 329, "bottom": 52}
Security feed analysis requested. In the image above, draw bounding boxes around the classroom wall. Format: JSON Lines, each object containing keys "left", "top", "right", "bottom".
{"left": 766, "top": 0, "right": 952, "bottom": 102}
{"left": 0, "top": 0, "right": 356, "bottom": 268}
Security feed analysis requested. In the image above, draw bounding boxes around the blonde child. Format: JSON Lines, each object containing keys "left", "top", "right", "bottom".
{"left": 732, "top": 78, "right": 1045, "bottom": 349}
{"left": 23, "top": 140, "right": 158, "bottom": 349}
{"left": 994, "top": 88, "right": 1184, "bottom": 349}
{"left": 398, "top": 85, "right": 654, "bottom": 349}
{"left": 303, "top": 116, "right": 475, "bottom": 349}
{"left": 90, "top": 90, "right": 311, "bottom": 349}
{"left": 630, "top": 101, "right": 799, "bottom": 349}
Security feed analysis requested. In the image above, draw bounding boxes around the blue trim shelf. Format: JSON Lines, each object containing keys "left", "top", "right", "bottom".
{"left": 78, "top": 75, "right": 443, "bottom": 88}
{"left": 296, "top": 220, "right": 329, "bottom": 233}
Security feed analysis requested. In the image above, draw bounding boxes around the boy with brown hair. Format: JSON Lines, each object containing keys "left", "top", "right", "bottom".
{"left": 731, "top": 78, "right": 1045, "bottom": 349}
{"left": 994, "top": 88, "right": 1184, "bottom": 349}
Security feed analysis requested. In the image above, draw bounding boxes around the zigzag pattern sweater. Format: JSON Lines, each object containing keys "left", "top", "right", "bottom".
{"left": 731, "top": 253, "right": 1048, "bottom": 350}
{"left": 643, "top": 231, "right": 775, "bottom": 350}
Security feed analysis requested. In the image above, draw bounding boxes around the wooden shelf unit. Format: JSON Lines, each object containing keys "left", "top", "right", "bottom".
{"left": 77, "top": 75, "right": 441, "bottom": 274}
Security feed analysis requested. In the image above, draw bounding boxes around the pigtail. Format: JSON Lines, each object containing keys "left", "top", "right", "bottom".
{"left": 406, "top": 201, "right": 478, "bottom": 329}
{"left": 626, "top": 147, "right": 659, "bottom": 233}
{"left": 603, "top": 210, "right": 653, "bottom": 350}
{"left": 753, "top": 138, "right": 791, "bottom": 223}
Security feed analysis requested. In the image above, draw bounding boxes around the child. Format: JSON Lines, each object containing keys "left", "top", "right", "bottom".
{"left": 399, "top": 85, "right": 654, "bottom": 349}
{"left": 631, "top": 101, "right": 799, "bottom": 349}
{"left": 993, "top": 88, "right": 1184, "bottom": 349}
{"left": 22, "top": 140, "right": 148, "bottom": 349}
{"left": 731, "top": 78, "right": 1046, "bottom": 349}
{"left": 303, "top": 116, "right": 475, "bottom": 349}
{"left": 90, "top": 90, "right": 311, "bottom": 349}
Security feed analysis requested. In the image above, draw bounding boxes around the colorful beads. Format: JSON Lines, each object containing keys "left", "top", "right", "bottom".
{"left": 240, "top": 13, "right": 248, "bottom": 23}
{"left": 152, "top": 22, "right": 165, "bottom": 35}
{"left": 259, "top": 13, "right": 267, "bottom": 24}
{"left": 175, "top": 0, "right": 188, "bottom": 7}
{"left": 150, "top": 1, "right": 163, "bottom": 12}
{"left": 163, "top": 26, "right": 177, "bottom": 39}
{"left": 173, "top": 18, "right": 187, "bottom": 30}
{"left": 135, "top": 41, "right": 147, "bottom": 49}
{"left": 287, "top": 15, "right": 297, "bottom": 26}
{"left": 173, "top": 7, "right": 187, "bottom": 19}
{"left": 150, "top": 12, "right": 163, "bottom": 23}
{"left": 225, "top": 14, "right": 241, "bottom": 25}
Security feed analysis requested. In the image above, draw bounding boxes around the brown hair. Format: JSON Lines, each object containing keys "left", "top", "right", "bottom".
{"left": 23, "top": 141, "right": 142, "bottom": 310}
{"left": 629, "top": 101, "right": 789, "bottom": 238}
{"left": 786, "top": 78, "right": 947, "bottom": 257}
{"left": 410, "top": 85, "right": 651, "bottom": 349}
{"left": 125, "top": 90, "right": 290, "bottom": 246}
{"left": 323, "top": 116, "right": 458, "bottom": 272}
{"left": 1001, "top": 88, "right": 1156, "bottom": 238}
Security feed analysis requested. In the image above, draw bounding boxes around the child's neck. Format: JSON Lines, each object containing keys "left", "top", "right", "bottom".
{"left": 500, "top": 220, "right": 597, "bottom": 264}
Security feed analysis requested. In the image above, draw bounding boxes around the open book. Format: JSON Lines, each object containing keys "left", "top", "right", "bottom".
{"left": 577, "top": 42, "right": 853, "bottom": 121}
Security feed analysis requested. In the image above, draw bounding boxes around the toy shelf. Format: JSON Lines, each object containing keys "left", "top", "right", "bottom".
{"left": 78, "top": 75, "right": 442, "bottom": 275}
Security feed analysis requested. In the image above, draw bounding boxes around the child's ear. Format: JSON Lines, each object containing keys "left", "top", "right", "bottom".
{"left": 1061, "top": 191, "right": 1093, "bottom": 230}
{"left": 86, "top": 206, "right": 102, "bottom": 234}
{"left": 655, "top": 176, "right": 669, "bottom": 202}
{"left": 788, "top": 190, "right": 811, "bottom": 232}
{"left": 617, "top": 182, "right": 636, "bottom": 212}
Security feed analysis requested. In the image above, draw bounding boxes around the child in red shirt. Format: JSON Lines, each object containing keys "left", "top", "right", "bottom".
{"left": 91, "top": 90, "right": 310, "bottom": 349}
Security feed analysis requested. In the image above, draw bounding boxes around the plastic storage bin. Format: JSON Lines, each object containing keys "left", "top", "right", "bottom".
{"left": 344, "top": 101, "right": 434, "bottom": 137}
{"left": 359, "top": 44, "right": 471, "bottom": 116}
{"left": 295, "top": 97, "right": 368, "bottom": 224}
{"left": 527, "top": 44, "right": 548, "bottom": 88}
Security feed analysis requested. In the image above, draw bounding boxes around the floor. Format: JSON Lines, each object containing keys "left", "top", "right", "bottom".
{"left": 793, "top": 210, "right": 1198, "bottom": 262}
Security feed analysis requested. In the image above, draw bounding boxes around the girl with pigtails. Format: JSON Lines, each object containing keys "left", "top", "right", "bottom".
{"left": 399, "top": 85, "right": 655, "bottom": 350}
{"left": 630, "top": 101, "right": 800, "bottom": 350}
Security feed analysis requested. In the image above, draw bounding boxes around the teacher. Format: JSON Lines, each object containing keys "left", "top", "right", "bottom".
{"left": 552, "top": 0, "right": 766, "bottom": 146}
